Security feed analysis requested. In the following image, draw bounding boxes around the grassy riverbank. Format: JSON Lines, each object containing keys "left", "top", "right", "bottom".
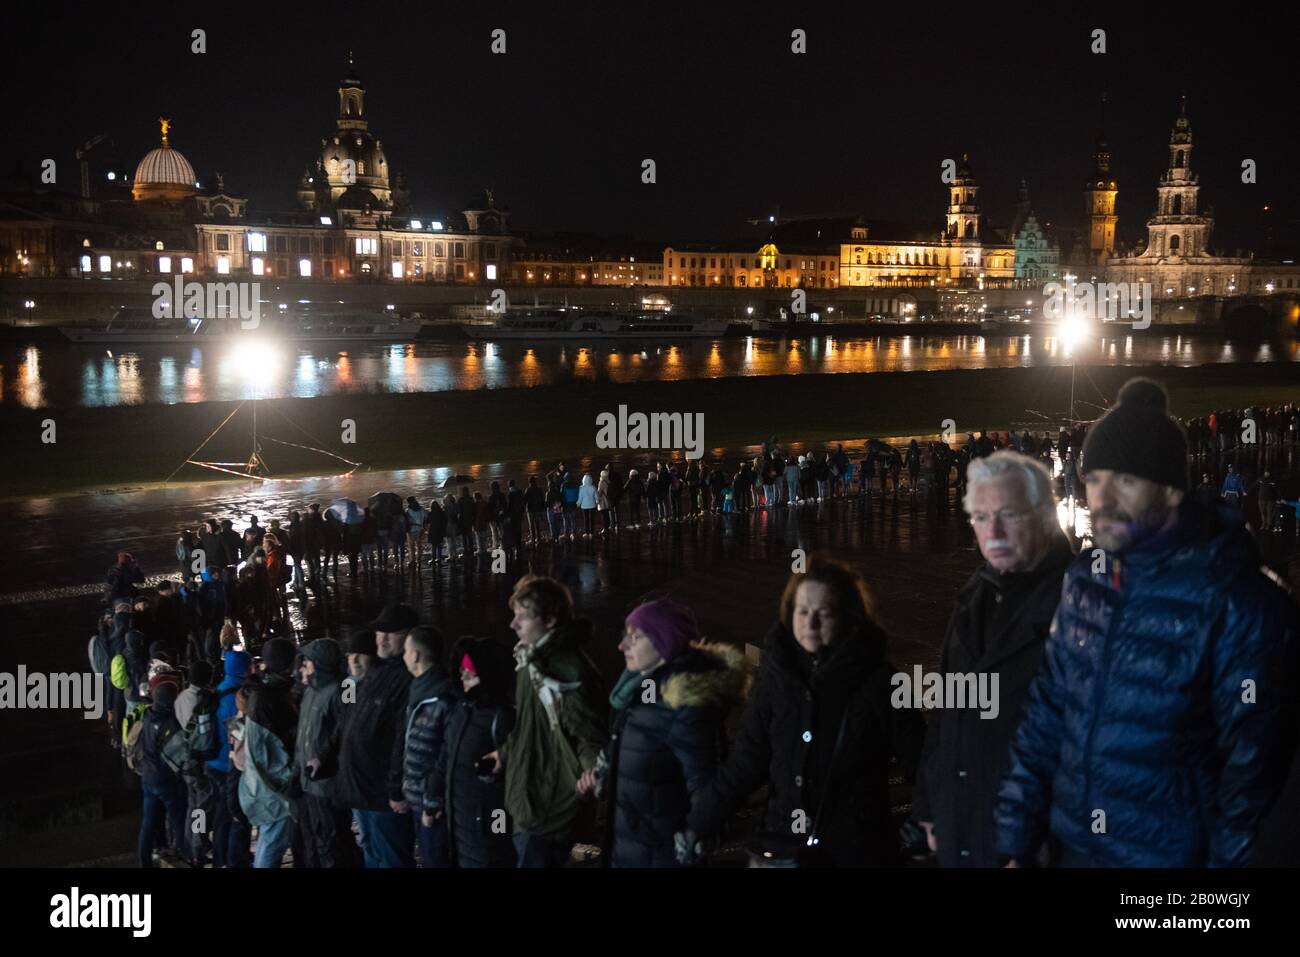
{"left": 3, "top": 362, "right": 1297, "bottom": 499}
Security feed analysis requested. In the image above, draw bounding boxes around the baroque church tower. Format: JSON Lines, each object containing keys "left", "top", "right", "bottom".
{"left": 1137, "top": 97, "right": 1212, "bottom": 260}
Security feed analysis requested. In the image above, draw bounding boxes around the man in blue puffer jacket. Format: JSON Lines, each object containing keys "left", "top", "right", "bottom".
{"left": 996, "top": 378, "right": 1299, "bottom": 867}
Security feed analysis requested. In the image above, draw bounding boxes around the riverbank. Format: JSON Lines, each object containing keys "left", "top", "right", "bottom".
{"left": 3, "top": 361, "right": 1296, "bottom": 499}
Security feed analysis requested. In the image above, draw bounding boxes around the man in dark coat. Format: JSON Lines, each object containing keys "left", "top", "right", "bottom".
{"left": 913, "top": 451, "right": 1074, "bottom": 867}
{"left": 294, "top": 638, "right": 356, "bottom": 867}
{"left": 997, "top": 378, "right": 1300, "bottom": 867}
{"left": 137, "top": 682, "right": 186, "bottom": 867}
{"left": 401, "top": 625, "right": 457, "bottom": 868}
{"left": 337, "top": 603, "right": 417, "bottom": 867}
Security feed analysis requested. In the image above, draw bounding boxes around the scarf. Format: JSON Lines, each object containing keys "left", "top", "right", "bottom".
{"left": 513, "top": 630, "right": 579, "bottom": 730}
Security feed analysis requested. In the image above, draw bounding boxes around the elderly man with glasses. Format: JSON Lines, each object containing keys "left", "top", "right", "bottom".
{"left": 912, "top": 449, "right": 1074, "bottom": 867}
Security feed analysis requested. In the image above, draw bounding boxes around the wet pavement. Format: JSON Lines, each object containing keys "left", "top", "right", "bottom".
{"left": 2, "top": 439, "right": 1296, "bottom": 865}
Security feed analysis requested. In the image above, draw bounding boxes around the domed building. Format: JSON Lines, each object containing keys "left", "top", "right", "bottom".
{"left": 132, "top": 119, "right": 197, "bottom": 203}
{"left": 298, "top": 56, "right": 407, "bottom": 217}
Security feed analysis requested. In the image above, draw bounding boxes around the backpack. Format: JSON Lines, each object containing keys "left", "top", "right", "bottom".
{"left": 124, "top": 702, "right": 163, "bottom": 775}
{"left": 183, "top": 691, "right": 222, "bottom": 764}
{"left": 110, "top": 654, "right": 129, "bottom": 690}
{"left": 89, "top": 633, "right": 111, "bottom": 676}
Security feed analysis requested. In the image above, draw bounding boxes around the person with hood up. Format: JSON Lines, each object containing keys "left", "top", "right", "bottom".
{"left": 337, "top": 603, "right": 418, "bottom": 867}
{"left": 402, "top": 625, "right": 458, "bottom": 868}
{"left": 577, "top": 474, "right": 599, "bottom": 538}
{"left": 137, "top": 682, "right": 187, "bottom": 867}
{"left": 498, "top": 575, "right": 608, "bottom": 866}
{"left": 578, "top": 598, "right": 745, "bottom": 867}
{"left": 239, "top": 637, "right": 299, "bottom": 867}
{"left": 207, "top": 649, "right": 252, "bottom": 867}
{"left": 682, "top": 558, "right": 924, "bottom": 866}
{"left": 431, "top": 637, "right": 518, "bottom": 867}
{"left": 294, "top": 637, "right": 356, "bottom": 868}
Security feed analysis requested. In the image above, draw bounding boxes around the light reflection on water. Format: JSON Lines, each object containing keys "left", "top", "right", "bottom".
{"left": 2, "top": 333, "right": 1296, "bottom": 409}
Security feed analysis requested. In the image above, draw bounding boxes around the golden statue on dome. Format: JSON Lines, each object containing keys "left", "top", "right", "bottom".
{"left": 159, "top": 117, "right": 172, "bottom": 148}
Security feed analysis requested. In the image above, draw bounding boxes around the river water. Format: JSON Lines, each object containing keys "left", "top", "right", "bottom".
{"left": 5, "top": 332, "right": 1297, "bottom": 408}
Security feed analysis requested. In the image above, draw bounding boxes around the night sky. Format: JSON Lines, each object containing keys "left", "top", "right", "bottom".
{"left": 12, "top": 2, "right": 1300, "bottom": 250}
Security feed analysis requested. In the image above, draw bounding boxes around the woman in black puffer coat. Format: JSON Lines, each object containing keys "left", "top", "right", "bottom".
{"left": 685, "top": 558, "right": 924, "bottom": 867}
{"left": 431, "top": 637, "right": 517, "bottom": 867}
{"left": 582, "top": 598, "right": 746, "bottom": 868}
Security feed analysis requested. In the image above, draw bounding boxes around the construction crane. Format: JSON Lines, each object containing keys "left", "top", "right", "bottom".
{"left": 76, "top": 134, "right": 111, "bottom": 199}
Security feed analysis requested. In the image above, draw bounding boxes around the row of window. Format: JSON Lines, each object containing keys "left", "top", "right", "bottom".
{"left": 672, "top": 256, "right": 836, "bottom": 271}
{"left": 211, "top": 233, "right": 489, "bottom": 261}
{"left": 81, "top": 254, "right": 193, "bottom": 274}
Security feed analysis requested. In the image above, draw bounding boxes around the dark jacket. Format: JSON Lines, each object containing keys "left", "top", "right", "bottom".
{"left": 107, "top": 561, "right": 144, "bottom": 601}
{"left": 140, "top": 695, "right": 182, "bottom": 788}
{"left": 336, "top": 655, "right": 413, "bottom": 810}
{"left": 435, "top": 698, "right": 517, "bottom": 866}
{"left": 294, "top": 640, "right": 347, "bottom": 799}
{"left": 996, "top": 501, "right": 1300, "bottom": 867}
{"left": 402, "top": 670, "right": 458, "bottom": 811}
{"left": 432, "top": 637, "right": 517, "bottom": 867}
{"left": 913, "top": 533, "right": 1074, "bottom": 867}
{"left": 688, "top": 621, "right": 924, "bottom": 866}
{"left": 427, "top": 502, "right": 447, "bottom": 542}
{"left": 503, "top": 619, "right": 608, "bottom": 836}
{"left": 606, "top": 644, "right": 746, "bottom": 867}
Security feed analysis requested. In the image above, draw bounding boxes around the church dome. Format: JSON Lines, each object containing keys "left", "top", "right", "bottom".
{"left": 133, "top": 120, "right": 197, "bottom": 202}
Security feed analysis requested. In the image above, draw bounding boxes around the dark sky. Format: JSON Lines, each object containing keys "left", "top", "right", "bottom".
{"left": 12, "top": 2, "right": 1300, "bottom": 251}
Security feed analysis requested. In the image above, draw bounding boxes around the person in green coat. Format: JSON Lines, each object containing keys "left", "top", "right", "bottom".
{"left": 497, "top": 575, "right": 608, "bottom": 867}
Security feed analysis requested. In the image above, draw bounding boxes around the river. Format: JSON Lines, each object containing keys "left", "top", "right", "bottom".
{"left": 4, "top": 331, "right": 1297, "bottom": 408}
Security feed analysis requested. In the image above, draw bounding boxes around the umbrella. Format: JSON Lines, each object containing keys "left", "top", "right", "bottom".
{"left": 368, "top": 491, "right": 404, "bottom": 519}
{"left": 437, "top": 474, "right": 474, "bottom": 490}
{"left": 327, "top": 498, "right": 364, "bottom": 525}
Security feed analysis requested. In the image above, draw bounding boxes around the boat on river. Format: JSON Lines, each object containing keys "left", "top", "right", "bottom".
{"left": 462, "top": 308, "right": 738, "bottom": 340}
{"left": 58, "top": 307, "right": 427, "bottom": 344}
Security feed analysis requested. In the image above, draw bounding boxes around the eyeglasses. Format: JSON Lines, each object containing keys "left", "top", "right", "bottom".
{"left": 968, "top": 508, "right": 1036, "bottom": 527}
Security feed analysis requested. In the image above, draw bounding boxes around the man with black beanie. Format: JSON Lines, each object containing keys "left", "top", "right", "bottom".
{"left": 996, "top": 377, "right": 1299, "bottom": 867}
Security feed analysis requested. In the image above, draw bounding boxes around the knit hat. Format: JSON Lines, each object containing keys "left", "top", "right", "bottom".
{"left": 460, "top": 654, "right": 477, "bottom": 676}
{"left": 261, "top": 637, "right": 297, "bottom": 675}
{"left": 347, "top": 628, "right": 378, "bottom": 658}
{"left": 1081, "top": 378, "right": 1189, "bottom": 491}
{"left": 625, "top": 598, "right": 700, "bottom": 663}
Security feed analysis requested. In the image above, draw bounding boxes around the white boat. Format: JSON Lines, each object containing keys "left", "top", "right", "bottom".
{"left": 59, "top": 308, "right": 428, "bottom": 344}
{"left": 463, "top": 309, "right": 735, "bottom": 340}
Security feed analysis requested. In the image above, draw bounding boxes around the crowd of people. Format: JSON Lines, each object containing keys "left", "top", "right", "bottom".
{"left": 88, "top": 382, "right": 1299, "bottom": 868}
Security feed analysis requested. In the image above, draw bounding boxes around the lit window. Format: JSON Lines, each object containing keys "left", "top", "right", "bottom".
{"left": 391, "top": 261, "right": 403, "bottom": 278}
{"left": 159, "top": 256, "right": 172, "bottom": 273}
{"left": 320, "top": 216, "right": 332, "bottom": 225}
{"left": 486, "top": 264, "right": 497, "bottom": 280}
{"left": 181, "top": 258, "right": 194, "bottom": 274}
{"left": 299, "top": 259, "right": 312, "bottom": 277}
{"left": 251, "top": 257, "right": 264, "bottom": 276}
{"left": 248, "top": 232, "right": 267, "bottom": 252}
{"left": 98, "top": 255, "right": 112, "bottom": 273}
{"left": 355, "top": 237, "right": 377, "bottom": 255}
{"left": 216, "top": 256, "right": 230, "bottom": 275}
{"left": 80, "top": 255, "right": 92, "bottom": 272}
{"left": 410, "top": 220, "right": 422, "bottom": 229}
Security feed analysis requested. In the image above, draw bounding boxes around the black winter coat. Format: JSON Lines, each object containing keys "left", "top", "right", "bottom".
{"left": 912, "top": 534, "right": 1073, "bottom": 867}
{"left": 434, "top": 697, "right": 517, "bottom": 867}
{"left": 336, "top": 656, "right": 413, "bottom": 810}
{"left": 605, "top": 644, "right": 746, "bottom": 867}
{"left": 688, "top": 622, "right": 924, "bottom": 866}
